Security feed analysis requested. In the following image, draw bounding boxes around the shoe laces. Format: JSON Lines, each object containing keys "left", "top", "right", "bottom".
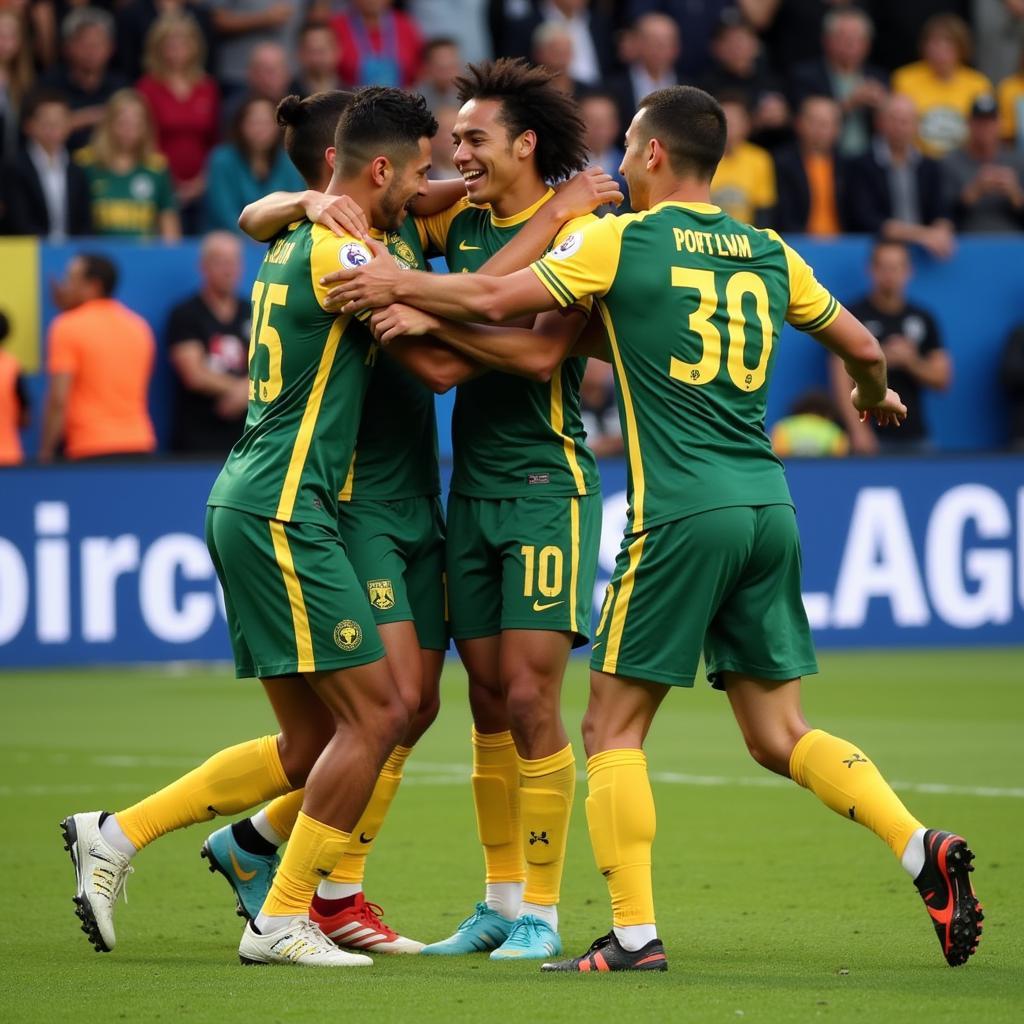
{"left": 89, "top": 846, "right": 133, "bottom": 906}
{"left": 353, "top": 899, "right": 397, "bottom": 939}
{"left": 456, "top": 902, "right": 491, "bottom": 932}
{"left": 506, "top": 915, "right": 548, "bottom": 947}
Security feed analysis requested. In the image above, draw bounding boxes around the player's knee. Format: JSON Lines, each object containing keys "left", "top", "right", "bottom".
{"left": 503, "top": 673, "right": 557, "bottom": 733}
{"left": 275, "top": 729, "right": 330, "bottom": 787}
{"left": 744, "top": 730, "right": 803, "bottom": 777}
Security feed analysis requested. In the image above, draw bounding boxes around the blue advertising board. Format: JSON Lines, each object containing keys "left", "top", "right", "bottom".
{"left": 1, "top": 457, "right": 1021, "bottom": 668}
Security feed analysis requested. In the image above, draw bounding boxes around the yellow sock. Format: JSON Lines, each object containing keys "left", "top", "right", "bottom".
{"left": 328, "top": 746, "right": 412, "bottom": 884}
{"left": 262, "top": 811, "right": 350, "bottom": 917}
{"left": 585, "top": 749, "right": 656, "bottom": 927}
{"left": 472, "top": 729, "right": 524, "bottom": 883}
{"left": 263, "top": 789, "right": 305, "bottom": 841}
{"left": 519, "top": 744, "right": 576, "bottom": 906}
{"left": 116, "top": 735, "right": 290, "bottom": 850}
{"left": 789, "top": 729, "right": 924, "bottom": 858}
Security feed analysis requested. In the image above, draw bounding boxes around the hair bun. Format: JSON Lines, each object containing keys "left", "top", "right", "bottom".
{"left": 276, "top": 95, "right": 305, "bottom": 128}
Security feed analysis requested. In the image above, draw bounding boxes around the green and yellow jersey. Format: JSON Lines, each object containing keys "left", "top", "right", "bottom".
{"left": 339, "top": 217, "right": 440, "bottom": 502}
{"left": 530, "top": 201, "right": 841, "bottom": 534}
{"left": 75, "top": 148, "right": 176, "bottom": 238}
{"left": 208, "top": 221, "right": 381, "bottom": 528}
{"left": 418, "top": 189, "right": 600, "bottom": 499}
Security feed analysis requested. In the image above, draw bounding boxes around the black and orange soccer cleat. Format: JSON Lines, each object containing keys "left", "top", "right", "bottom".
{"left": 913, "top": 830, "right": 983, "bottom": 967}
{"left": 540, "top": 931, "right": 668, "bottom": 973}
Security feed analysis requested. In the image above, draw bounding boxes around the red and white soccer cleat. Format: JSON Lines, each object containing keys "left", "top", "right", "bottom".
{"left": 311, "top": 892, "right": 424, "bottom": 954}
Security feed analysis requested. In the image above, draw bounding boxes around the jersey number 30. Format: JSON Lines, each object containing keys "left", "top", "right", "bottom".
{"left": 669, "top": 268, "right": 773, "bottom": 392}
{"left": 248, "top": 281, "right": 287, "bottom": 403}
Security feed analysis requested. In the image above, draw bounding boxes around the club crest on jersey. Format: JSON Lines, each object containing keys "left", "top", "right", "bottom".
{"left": 549, "top": 231, "right": 582, "bottom": 260}
{"left": 387, "top": 234, "right": 418, "bottom": 269}
{"left": 334, "top": 619, "right": 363, "bottom": 651}
{"left": 367, "top": 579, "right": 396, "bottom": 611}
{"left": 339, "top": 242, "right": 370, "bottom": 269}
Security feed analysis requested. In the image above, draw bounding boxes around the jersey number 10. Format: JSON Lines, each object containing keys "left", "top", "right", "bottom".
{"left": 669, "top": 268, "right": 773, "bottom": 393}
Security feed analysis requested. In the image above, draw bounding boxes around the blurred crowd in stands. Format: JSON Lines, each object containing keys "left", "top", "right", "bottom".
{"left": 2, "top": 0, "right": 1024, "bottom": 463}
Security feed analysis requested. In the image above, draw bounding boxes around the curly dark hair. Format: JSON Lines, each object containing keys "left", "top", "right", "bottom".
{"left": 335, "top": 86, "right": 438, "bottom": 177}
{"left": 276, "top": 90, "right": 354, "bottom": 185}
{"left": 454, "top": 58, "right": 588, "bottom": 183}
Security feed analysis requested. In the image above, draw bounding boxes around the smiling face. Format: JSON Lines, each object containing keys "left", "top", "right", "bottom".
{"left": 378, "top": 135, "right": 432, "bottom": 230}
{"left": 452, "top": 97, "right": 532, "bottom": 203}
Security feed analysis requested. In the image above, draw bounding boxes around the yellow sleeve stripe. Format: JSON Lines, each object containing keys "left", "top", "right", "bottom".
{"left": 337, "top": 451, "right": 356, "bottom": 502}
{"left": 601, "top": 531, "right": 647, "bottom": 674}
{"left": 268, "top": 521, "right": 316, "bottom": 672}
{"left": 597, "top": 298, "right": 645, "bottom": 532}
{"left": 531, "top": 261, "right": 575, "bottom": 307}
{"left": 798, "top": 296, "right": 840, "bottom": 333}
{"left": 549, "top": 367, "right": 587, "bottom": 494}
{"left": 569, "top": 497, "right": 580, "bottom": 634}
{"left": 275, "top": 315, "right": 347, "bottom": 521}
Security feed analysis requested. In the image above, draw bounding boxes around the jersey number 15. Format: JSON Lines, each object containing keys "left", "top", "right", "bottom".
{"left": 248, "top": 281, "right": 287, "bottom": 403}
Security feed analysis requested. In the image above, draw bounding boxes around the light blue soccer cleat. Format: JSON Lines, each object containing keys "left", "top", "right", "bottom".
{"left": 489, "top": 915, "right": 562, "bottom": 961}
{"left": 420, "top": 902, "right": 516, "bottom": 955}
{"left": 200, "top": 824, "right": 278, "bottom": 921}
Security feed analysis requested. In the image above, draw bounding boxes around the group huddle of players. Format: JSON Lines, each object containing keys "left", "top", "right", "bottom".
{"left": 61, "top": 60, "right": 983, "bottom": 973}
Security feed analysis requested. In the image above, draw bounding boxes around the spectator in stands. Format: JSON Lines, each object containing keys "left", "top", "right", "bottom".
{"left": 789, "top": 7, "right": 888, "bottom": 158}
{"left": 75, "top": 88, "right": 181, "bottom": 241}
{"left": 844, "top": 94, "right": 955, "bottom": 260}
{"left": 997, "top": 48, "right": 1024, "bottom": 146}
{"left": 831, "top": 239, "right": 951, "bottom": 454}
{"left": 532, "top": 21, "right": 584, "bottom": 96}
{"left": 773, "top": 94, "right": 844, "bottom": 236}
{"left": 973, "top": 0, "right": 1024, "bottom": 85}
{"left": 0, "top": 310, "right": 28, "bottom": 466}
{"left": 700, "top": 9, "right": 789, "bottom": 143}
{"left": 167, "top": 232, "right": 250, "bottom": 455}
{"left": 40, "top": 252, "right": 156, "bottom": 462}
{"left": 208, "top": 0, "right": 305, "bottom": 100}
{"left": 770, "top": 391, "right": 849, "bottom": 458}
{"left": 292, "top": 22, "right": 341, "bottom": 98}
{"left": 626, "top": 0, "right": 737, "bottom": 79}
{"left": 580, "top": 359, "right": 623, "bottom": 457}
{"left": 428, "top": 104, "right": 460, "bottom": 179}
{"left": 410, "top": 0, "right": 490, "bottom": 64}
{"left": 711, "top": 92, "right": 776, "bottom": 227}
{"left": 607, "top": 13, "right": 679, "bottom": 132}
{"left": 223, "top": 40, "right": 291, "bottom": 123}
{"left": 114, "top": 1, "right": 215, "bottom": 83}
{"left": 41, "top": 7, "right": 128, "bottom": 151}
{"left": 943, "top": 92, "right": 1024, "bottom": 231}
{"left": 1, "top": 90, "right": 93, "bottom": 238}
{"left": 893, "top": 14, "right": 993, "bottom": 159}
{"left": 332, "top": 0, "right": 423, "bottom": 89}
{"left": 1000, "top": 318, "right": 1024, "bottom": 448}
{"left": 581, "top": 90, "right": 627, "bottom": 211}
{"left": 136, "top": 12, "right": 220, "bottom": 236}
{"left": 870, "top": 1, "right": 970, "bottom": 74}
{"left": 416, "top": 36, "right": 461, "bottom": 114}
{"left": 17, "top": 0, "right": 56, "bottom": 70}
{"left": 0, "top": 8, "right": 35, "bottom": 162}
{"left": 204, "top": 95, "right": 302, "bottom": 232}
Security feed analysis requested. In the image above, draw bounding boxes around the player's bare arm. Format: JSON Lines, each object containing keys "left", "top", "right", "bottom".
{"left": 811, "top": 307, "right": 907, "bottom": 427}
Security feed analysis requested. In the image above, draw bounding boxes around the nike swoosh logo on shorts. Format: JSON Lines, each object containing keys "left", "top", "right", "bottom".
{"left": 532, "top": 600, "right": 564, "bottom": 612}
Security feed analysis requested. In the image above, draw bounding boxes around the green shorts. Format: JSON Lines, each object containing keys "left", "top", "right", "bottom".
{"left": 591, "top": 504, "right": 818, "bottom": 688}
{"left": 446, "top": 492, "right": 601, "bottom": 646}
{"left": 337, "top": 495, "right": 448, "bottom": 651}
{"left": 205, "top": 505, "right": 385, "bottom": 679}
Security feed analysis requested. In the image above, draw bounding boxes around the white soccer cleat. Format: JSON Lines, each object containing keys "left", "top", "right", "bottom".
{"left": 238, "top": 919, "right": 374, "bottom": 967}
{"left": 60, "top": 811, "right": 134, "bottom": 953}
{"left": 311, "top": 893, "right": 425, "bottom": 954}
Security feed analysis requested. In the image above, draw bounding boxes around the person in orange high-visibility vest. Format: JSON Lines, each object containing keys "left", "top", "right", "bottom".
{"left": 0, "top": 311, "right": 30, "bottom": 466}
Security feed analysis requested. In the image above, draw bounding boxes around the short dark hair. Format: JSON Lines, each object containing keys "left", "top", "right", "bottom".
{"left": 455, "top": 58, "right": 588, "bottom": 183}
{"left": 424, "top": 36, "right": 459, "bottom": 58}
{"left": 277, "top": 90, "right": 354, "bottom": 184}
{"left": 22, "top": 87, "right": 70, "bottom": 122}
{"left": 335, "top": 86, "right": 438, "bottom": 177}
{"left": 870, "top": 237, "right": 910, "bottom": 262}
{"left": 76, "top": 253, "right": 118, "bottom": 297}
{"left": 636, "top": 86, "right": 727, "bottom": 181}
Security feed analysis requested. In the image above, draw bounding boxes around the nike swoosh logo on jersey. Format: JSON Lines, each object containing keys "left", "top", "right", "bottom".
{"left": 458, "top": 240, "right": 482, "bottom": 251}
{"left": 532, "top": 599, "right": 564, "bottom": 612}
{"left": 229, "top": 849, "right": 259, "bottom": 881}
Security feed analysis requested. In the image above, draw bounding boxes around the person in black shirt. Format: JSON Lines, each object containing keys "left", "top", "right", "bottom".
{"left": 830, "top": 238, "right": 951, "bottom": 453}
{"left": 166, "top": 231, "right": 250, "bottom": 455}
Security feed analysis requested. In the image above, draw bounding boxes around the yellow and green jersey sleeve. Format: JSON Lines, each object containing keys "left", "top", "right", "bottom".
{"left": 761, "top": 229, "right": 841, "bottom": 333}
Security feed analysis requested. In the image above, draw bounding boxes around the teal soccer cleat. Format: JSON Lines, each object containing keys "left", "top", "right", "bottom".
{"left": 200, "top": 824, "right": 278, "bottom": 921}
{"left": 489, "top": 915, "right": 562, "bottom": 961}
{"left": 420, "top": 903, "right": 516, "bottom": 955}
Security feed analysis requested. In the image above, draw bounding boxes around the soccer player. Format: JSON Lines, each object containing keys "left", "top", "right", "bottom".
{"left": 326, "top": 58, "right": 610, "bottom": 961}
{"left": 201, "top": 90, "right": 621, "bottom": 955}
{"left": 330, "top": 86, "right": 984, "bottom": 973}
{"left": 60, "top": 87, "right": 443, "bottom": 968}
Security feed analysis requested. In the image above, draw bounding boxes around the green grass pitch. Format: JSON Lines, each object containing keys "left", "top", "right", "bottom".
{"left": 2, "top": 650, "right": 1022, "bottom": 1023}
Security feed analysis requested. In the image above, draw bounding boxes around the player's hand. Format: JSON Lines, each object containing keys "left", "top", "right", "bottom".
{"left": 321, "top": 237, "right": 399, "bottom": 312}
{"left": 552, "top": 167, "right": 624, "bottom": 220}
{"left": 852, "top": 386, "right": 907, "bottom": 427}
{"left": 302, "top": 191, "right": 369, "bottom": 239}
{"left": 370, "top": 303, "right": 441, "bottom": 345}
